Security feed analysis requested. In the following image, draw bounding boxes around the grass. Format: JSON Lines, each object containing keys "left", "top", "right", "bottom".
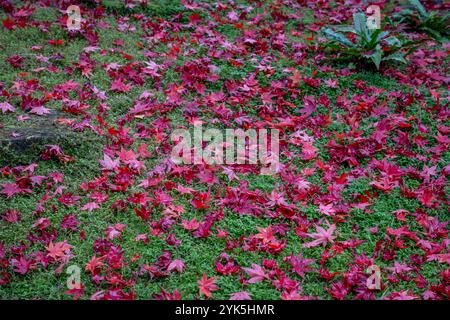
{"left": 0, "top": 1, "right": 448, "bottom": 300}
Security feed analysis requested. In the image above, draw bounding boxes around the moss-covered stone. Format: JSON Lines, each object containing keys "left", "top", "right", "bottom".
{"left": 0, "top": 112, "right": 102, "bottom": 166}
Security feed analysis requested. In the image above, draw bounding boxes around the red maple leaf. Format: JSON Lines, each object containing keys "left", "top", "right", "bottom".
{"left": 2, "top": 17, "right": 15, "bottom": 30}
{"left": 197, "top": 274, "right": 219, "bottom": 298}
{"left": 46, "top": 241, "right": 73, "bottom": 261}
{"left": 85, "top": 256, "right": 104, "bottom": 274}
{"left": 191, "top": 191, "right": 211, "bottom": 209}
{"left": 255, "top": 226, "right": 276, "bottom": 243}
{"left": 48, "top": 39, "right": 64, "bottom": 45}
{"left": 66, "top": 285, "right": 84, "bottom": 300}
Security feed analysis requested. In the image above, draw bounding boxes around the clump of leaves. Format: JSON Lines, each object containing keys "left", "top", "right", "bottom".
{"left": 393, "top": 0, "right": 449, "bottom": 42}
{"left": 322, "top": 12, "right": 412, "bottom": 70}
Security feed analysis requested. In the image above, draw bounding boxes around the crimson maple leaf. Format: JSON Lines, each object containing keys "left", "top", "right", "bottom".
{"left": 191, "top": 191, "right": 211, "bottom": 209}
{"left": 134, "top": 206, "right": 151, "bottom": 220}
{"left": 197, "top": 274, "right": 219, "bottom": 298}
{"left": 419, "top": 189, "right": 436, "bottom": 208}
{"left": 2, "top": 17, "right": 14, "bottom": 30}
{"left": 48, "top": 39, "right": 64, "bottom": 45}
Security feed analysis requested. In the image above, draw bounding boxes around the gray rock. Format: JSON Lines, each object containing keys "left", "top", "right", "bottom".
{"left": 0, "top": 111, "right": 99, "bottom": 166}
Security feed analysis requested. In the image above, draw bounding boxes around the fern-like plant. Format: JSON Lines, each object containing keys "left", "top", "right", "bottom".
{"left": 322, "top": 12, "right": 411, "bottom": 70}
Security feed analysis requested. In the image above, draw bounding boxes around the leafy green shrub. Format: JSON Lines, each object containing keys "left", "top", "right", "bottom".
{"left": 102, "top": 0, "right": 184, "bottom": 18}
{"left": 322, "top": 12, "right": 413, "bottom": 70}
{"left": 393, "top": 0, "right": 449, "bottom": 43}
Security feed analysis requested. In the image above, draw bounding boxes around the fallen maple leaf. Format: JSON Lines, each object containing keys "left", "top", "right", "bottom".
{"left": 81, "top": 202, "right": 100, "bottom": 212}
{"left": 168, "top": 259, "right": 185, "bottom": 273}
{"left": 229, "top": 291, "right": 252, "bottom": 300}
{"left": 0, "top": 102, "right": 14, "bottom": 113}
{"left": 46, "top": 241, "right": 72, "bottom": 261}
{"left": 319, "top": 203, "right": 335, "bottom": 216}
{"left": 99, "top": 154, "right": 120, "bottom": 170}
{"left": 242, "top": 263, "right": 266, "bottom": 283}
{"left": 85, "top": 256, "right": 104, "bottom": 274}
{"left": 10, "top": 256, "right": 30, "bottom": 275}
{"left": 0, "top": 183, "right": 22, "bottom": 198}
{"left": 197, "top": 274, "right": 219, "bottom": 298}
{"left": 303, "top": 223, "right": 336, "bottom": 248}
{"left": 30, "top": 106, "right": 51, "bottom": 115}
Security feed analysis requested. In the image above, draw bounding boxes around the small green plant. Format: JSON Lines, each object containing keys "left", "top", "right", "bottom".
{"left": 322, "top": 12, "right": 411, "bottom": 70}
{"left": 393, "top": 0, "right": 449, "bottom": 43}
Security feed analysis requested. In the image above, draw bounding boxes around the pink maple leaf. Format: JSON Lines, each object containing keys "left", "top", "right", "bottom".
{"left": 301, "top": 141, "right": 318, "bottom": 160}
{"left": 168, "top": 259, "right": 185, "bottom": 273}
{"left": 30, "top": 106, "right": 51, "bottom": 115}
{"left": 242, "top": 263, "right": 266, "bottom": 283}
{"left": 229, "top": 291, "right": 252, "bottom": 300}
{"left": 0, "top": 183, "right": 22, "bottom": 198}
{"left": 319, "top": 203, "right": 335, "bottom": 216}
{"left": 0, "top": 102, "right": 14, "bottom": 113}
{"left": 10, "top": 256, "right": 31, "bottom": 275}
{"left": 267, "top": 190, "right": 288, "bottom": 207}
{"left": 303, "top": 223, "right": 336, "bottom": 248}
{"left": 99, "top": 154, "right": 119, "bottom": 170}
{"left": 284, "top": 253, "right": 315, "bottom": 278}
{"left": 81, "top": 202, "right": 100, "bottom": 212}
{"left": 105, "top": 223, "right": 126, "bottom": 240}
{"left": 110, "top": 79, "right": 131, "bottom": 93}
